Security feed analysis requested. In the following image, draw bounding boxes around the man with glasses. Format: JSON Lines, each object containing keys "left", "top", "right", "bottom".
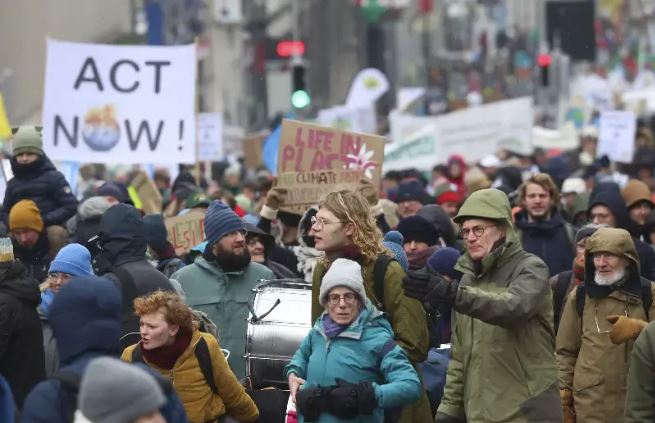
{"left": 556, "top": 227, "right": 655, "bottom": 423}
{"left": 172, "top": 200, "right": 273, "bottom": 378}
{"left": 436, "top": 188, "right": 561, "bottom": 423}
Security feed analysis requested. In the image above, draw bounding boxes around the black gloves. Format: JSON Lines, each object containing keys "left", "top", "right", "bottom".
{"left": 402, "top": 268, "right": 458, "bottom": 313}
{"left": 296, "top": 386, "right": 330, "bottom": 422}
{"left": 327, "top": 378, "right": 377, "bottom": 419}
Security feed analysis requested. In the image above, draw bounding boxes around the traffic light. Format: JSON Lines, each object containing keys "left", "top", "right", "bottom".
{"left": 292, "top": 64, "right": 310, "bottom": 109}
{"left": 537, "top": 53, "right": 552, "bottom": 87}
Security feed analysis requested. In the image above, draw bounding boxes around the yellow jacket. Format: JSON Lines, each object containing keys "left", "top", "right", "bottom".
{"left": 122, "top": 330, "right": 258, "bottom": 423}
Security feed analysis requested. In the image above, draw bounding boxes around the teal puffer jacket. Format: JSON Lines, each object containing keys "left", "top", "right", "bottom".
{"left": 285, "top": 300, "right": 421, "bottom": 423}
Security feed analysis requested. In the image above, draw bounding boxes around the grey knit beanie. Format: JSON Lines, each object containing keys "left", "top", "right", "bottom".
{"left": 319, "top": 259, "right": 367, "bottom": 307}
{"left": 78, "top": 357, "right": 165, "bottom": 423}
{"left": 575, "top": 223, "right": 606, "bottom": 243}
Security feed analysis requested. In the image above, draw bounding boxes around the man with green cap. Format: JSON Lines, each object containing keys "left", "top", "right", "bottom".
{"left": 1, "top": 126, "right": 77, "bottom": 248}
{"left": 435, "top": 188, "right": 561, "bottom": 423}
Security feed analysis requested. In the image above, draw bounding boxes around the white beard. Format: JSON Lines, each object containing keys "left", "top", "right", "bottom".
{"left": 595, "top": 268, "right": 626, "bottom": 286}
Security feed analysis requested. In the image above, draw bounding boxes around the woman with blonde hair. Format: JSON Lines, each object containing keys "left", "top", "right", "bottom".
{"left": 121, "top": 291, "right": 258, "bottom": 423}
{"left": 308, "top": 189, "right": 431, "bottom": 423}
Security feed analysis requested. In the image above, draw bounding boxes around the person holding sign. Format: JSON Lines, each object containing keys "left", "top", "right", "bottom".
{"left": 309, "top": 190, "right": 432, "bottom": 423}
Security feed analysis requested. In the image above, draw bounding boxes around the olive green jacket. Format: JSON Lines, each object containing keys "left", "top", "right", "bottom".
{"left": 438, "top": 188, "right": 561, "bottom": 423}
{"left": 556, "top": 228, "right": 655, "bottom": 423}
{"left": 626, "top": 321, "right": 655, "bottom": 422}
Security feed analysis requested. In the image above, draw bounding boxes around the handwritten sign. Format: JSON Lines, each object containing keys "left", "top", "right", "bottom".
{"left": 165, "top": 211, "right": 205, "bottom": 255}
{"left": 277, "top": 119, "right": 385, "bottom": 213}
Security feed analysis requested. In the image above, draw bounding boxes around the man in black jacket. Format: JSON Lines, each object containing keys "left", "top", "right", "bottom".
{"left": 91, "top": 204, "right": 174, "bottom": 348}
{"left": 1, "top": 126, "right": 77, "bottom": 230}
{"left": 514, "top": 173, "right": 575, "bottom": 276}
{"left": 0, "top": 238, "right": 45, "bottom": 409}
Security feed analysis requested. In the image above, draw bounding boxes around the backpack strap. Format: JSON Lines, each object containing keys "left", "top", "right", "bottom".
{"left": 195, "top": 336, "right": 218, "bottom": 395}
{"left": 640, "top": 277, "right": 653, "bottom": 320}
{"left": 575, "top": 284, "right": 586, "bottom": 318}
{"left": 564, "top": 223, "right": 576, "bottom": 251}
{"left": 553, "top": 270, "right": 573, "bottom": 330}
{"left": 131, "top": 343, "right": 146, "bottom": 364}
{"left": 373, "top": 255, "right": 395, "bottom": 311}
{"left": 52, "top": 369, "right": 82, "bottom": 423}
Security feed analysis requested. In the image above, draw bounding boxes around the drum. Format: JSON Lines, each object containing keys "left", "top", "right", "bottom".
{"left": 245, "top": 279, "right": 312, "bottom": 388}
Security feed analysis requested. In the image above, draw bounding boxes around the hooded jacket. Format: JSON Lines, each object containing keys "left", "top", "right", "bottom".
{"left": 556, "top": 228, "right": 655, "bottom": 423}
{"left": 93, "top": 204, "right": 174, "bottom": 344}
{"left": 0, "top": 261, "right": 44, "bottom": 408}
{"left": 588, "top": 189, "right": 655, "bottom": 280}
{"left": 71, "top": 196, "right": 113, "bottom": 258}
{"left": 515, "top": 208, "right": 574, "bottom": 276}
{"left": 2, "top": 155, "right": 77, "bottom": 226}
{"left": 171, "top": 256, "right": 274, "bottom": 378}
{"left": 626, "top": 320, "right": 655, "bottom": 422}
{"left": 286, "top": 299, "right": 422, "bottom": 423}
{"left": 21, "top": 276, "right": 122, "bottom": 422}
{"left": 438, "top": 189, "right": 561, "bottom": 423}
{"left": 244, "top": 223, "right": 301, "bottom": 279}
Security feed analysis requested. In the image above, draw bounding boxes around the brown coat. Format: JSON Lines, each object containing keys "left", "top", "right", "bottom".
{"left": 556, "top": 228, "right": 655, "bottom": 422}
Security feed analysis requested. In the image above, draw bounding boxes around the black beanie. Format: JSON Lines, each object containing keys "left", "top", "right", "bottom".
{"left": 397, "top": 215, "right": 440, "bottom": 246}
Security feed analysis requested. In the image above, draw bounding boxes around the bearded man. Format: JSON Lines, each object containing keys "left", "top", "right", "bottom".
{"left": 172, "top": 201, "right": 273, "bottom": 378}
{"left": 556, "top": 227, "right": 655, "bottom": 423}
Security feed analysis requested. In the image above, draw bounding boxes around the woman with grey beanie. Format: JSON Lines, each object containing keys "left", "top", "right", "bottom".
{"left": 74, "top": 356, "right": 166, "bottom": 423}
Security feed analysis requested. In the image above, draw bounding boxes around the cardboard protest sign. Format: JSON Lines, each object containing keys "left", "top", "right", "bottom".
{"left": 165, "top": 211, "right": 205, "bottom": 256}
{"left": 598, "top": 110, "right": 636, "bottom": 163}
{"left": 42, "top": 39, "right": 196, "bottom": 164}
{"left": 130, "top": 171, "right": 163, "bottom": 215}
{"left": 277, "top": 119, "right": 385, "bottom": 214}
{"left": 242, "top": 131, "right": 268, "bottom": 169}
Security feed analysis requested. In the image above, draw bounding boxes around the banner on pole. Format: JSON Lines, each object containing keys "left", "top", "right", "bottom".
{"left": 165, "top": 211, "right": 205, "bottom": 256}
{"left": 42, "top": 39, "right": 196, "bottom": 164}
{"left": 598, "top": 110, "right": 636, "bottom": 163}
{"left": 276, "top": 119, "right": 385, "bottom": 214}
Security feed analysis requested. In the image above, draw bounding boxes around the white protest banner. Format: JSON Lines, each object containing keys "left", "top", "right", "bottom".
{"left": 42, "top": 39, "right": 196, "bottom": 164}
{"left": 317, "top": 104, "right": 376, "bottom": 134}
{"left": 383, "top": 123, "right": 439, "bottom": 172}
{"left": 346, "top": 68, "right": 390, "bottom": 108}
{"left": 598, "top": 110, "right": 636, "bottom": 163}
{"left": 532, "top": 122, "right": 578, "bottom": 150}
{"left": 197, "top": 113, "right": 223, "bottom": 161}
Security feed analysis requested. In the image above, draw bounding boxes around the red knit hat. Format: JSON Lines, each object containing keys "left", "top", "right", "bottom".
{"left": 436, "top": 190, "right": 463, "bottom": 205}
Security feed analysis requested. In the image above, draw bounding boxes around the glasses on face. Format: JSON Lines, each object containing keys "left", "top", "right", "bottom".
{"left": 327, "top": 292, "right": 358, "bottom": 305}
{"left": 247, "top": 237, "right": 263, "bottom": 247}
{"left": 460, "top": 224, "right": 496, "bottom": 239}
{"left": 310, "top": 216, "right": 343, "bottom": 231}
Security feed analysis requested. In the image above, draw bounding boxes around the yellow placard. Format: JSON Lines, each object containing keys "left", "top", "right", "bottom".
{"left": 0, "top": 94, "right": 11, "bottom": 140}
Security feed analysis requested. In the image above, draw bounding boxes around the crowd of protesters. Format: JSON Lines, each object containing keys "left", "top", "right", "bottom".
{"left": 2, "top": 122, "right": 655, "bottom": 422}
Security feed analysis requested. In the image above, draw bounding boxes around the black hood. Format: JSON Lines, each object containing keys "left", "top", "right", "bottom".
{"left": 10, "top": 155, "right": 55, "bottom": 179}
{"left": 588, "top": 187, "right": 632, "bottom": 231}
{"left": 515, "top": 208, "right": 567, "bottom": 233}
{"left": 244, "top": 222, "right": 275, "bottom": 259}
{"left": 0, "top": 261, "right": 40, "bottom": 307}
{"left": 93, "top": 204, "right": 146, "bottom": 273}
{"left": 416, "top": 205, "right": 456, "bottom": 247}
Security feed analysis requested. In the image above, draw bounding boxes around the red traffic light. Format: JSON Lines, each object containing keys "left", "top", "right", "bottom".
{"left": 276, "top": 41, "right": 306, "bottom": 58}
{"left": 537, "top": 54, "right": 552, "bottom": 67}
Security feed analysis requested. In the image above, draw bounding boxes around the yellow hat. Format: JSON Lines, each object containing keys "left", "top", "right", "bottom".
{"left": 9, "top": 200, "right": 44, "bottom": 233}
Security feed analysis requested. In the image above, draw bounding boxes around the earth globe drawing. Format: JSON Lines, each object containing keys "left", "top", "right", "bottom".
{"left": 82, "top": 105, "right": 120, "bottom": 151}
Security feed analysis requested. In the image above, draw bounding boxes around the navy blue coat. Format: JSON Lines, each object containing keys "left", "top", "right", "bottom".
{"left": 2, "top": 155, "right": 77, "bottom": 226}
{"left": 20, "top": 276, "right": 187, "bottom": 422}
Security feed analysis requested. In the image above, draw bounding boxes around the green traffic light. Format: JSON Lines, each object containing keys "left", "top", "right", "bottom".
{"left": 292, "top": 90, "right": 311, "bottom": 109}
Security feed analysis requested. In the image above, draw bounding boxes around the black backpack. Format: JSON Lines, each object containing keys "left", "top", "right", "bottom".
{"left": 574, "top": 277, "right": 653, "bottom": 320}
{"left": 553, "top": 270, "right": 573, "bottom": 332}
{"left": 131, "top": 336, "right": 218, "bottom": 395}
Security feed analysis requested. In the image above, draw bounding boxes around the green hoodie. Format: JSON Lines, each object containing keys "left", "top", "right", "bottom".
{"left": 438, "top": 189, "right": 561, "bottom": 422}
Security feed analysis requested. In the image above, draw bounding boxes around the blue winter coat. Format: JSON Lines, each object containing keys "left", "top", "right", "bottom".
{"left": 285, "top": 300, "right": 422, "bottom": 423}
